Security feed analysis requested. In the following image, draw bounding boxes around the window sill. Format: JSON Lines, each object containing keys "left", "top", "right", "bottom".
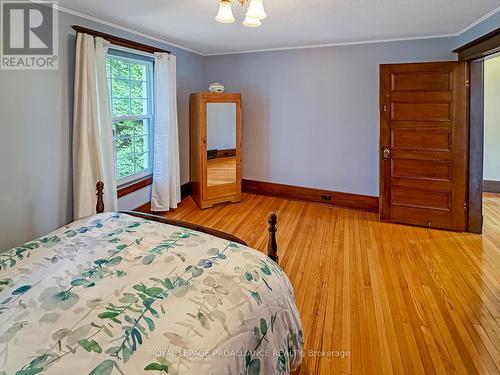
{"left": 117, "top": 175, "right": 153, "bottom": 198}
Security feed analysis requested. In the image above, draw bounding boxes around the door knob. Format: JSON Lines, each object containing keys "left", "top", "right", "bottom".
{"left": 382, "top": 148, "right": 391, "bottom": 160}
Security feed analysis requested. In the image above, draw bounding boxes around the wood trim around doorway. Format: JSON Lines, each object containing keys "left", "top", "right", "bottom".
{"left": 467, "top": 60, "right": 485, "bottom": 234}
{"left": 453, "top": 28, "right": 500, "bottom": 61}
{"left": 458, "top": 28, "right": 500, "bottom": 233}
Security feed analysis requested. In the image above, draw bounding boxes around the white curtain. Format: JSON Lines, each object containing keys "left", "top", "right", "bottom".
{"left": 73, "top": 33, "right": 117, "bottom": 219}
{"left": 151, "top": 53, "right": 181, "bottom": 211}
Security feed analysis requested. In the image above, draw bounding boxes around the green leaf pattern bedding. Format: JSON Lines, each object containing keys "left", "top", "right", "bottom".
{"left": 0, "top": 213, "right": 303, "bottom": 374}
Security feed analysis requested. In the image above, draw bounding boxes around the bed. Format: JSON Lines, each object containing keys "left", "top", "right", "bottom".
{"left": 0, "top": 182, "right": 303, "bottom": 375}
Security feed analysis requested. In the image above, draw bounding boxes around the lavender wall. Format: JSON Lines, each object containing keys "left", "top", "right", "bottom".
{"left": 456, "top": 10, "right": 500, "bottom": 48}
{"left": 203, "top": 38, "right": 457, "bottom": 196}
{"left": 1, "top": 6, "right": 497, "bottom": 251}
{"left": 0, "top": 10, "right": 204, "bottom": 251}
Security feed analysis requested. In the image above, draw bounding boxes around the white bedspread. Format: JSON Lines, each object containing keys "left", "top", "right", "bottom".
{"left": 0, "top": 213, "right": 303, "bottom": 375}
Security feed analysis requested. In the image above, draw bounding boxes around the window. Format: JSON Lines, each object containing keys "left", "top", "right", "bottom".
{"left": 106, "top": 50, "right": 154, "bottom": 185}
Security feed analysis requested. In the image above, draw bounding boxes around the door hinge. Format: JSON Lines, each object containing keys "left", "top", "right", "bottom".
{"left": 464, "top": 202, "right": 468, "bottom": 210}
{"left": 383, "top": 105, "right": 387, "bottom": 112}
{"left": 465, "top": 80, "right": 470, "bottom": 87}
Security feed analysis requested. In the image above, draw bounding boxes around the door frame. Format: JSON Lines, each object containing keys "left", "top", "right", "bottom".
{"left": 453, "top": 28, "right": 500, "bottom": 233}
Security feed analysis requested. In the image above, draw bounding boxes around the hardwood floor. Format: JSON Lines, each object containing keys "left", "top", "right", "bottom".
{"left": 160, "top": 193, "right": 500, "bottom": 374}
{"left": 207, "top": 156, "right": 236, "bottom": 186}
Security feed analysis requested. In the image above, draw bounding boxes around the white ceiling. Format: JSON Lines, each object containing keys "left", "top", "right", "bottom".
{"left": 58, "top": 0, "right": 500, "bottom": 55}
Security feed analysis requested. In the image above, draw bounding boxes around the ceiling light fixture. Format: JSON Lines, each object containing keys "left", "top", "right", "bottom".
{"left": 242, "top": 16, "right": 262, "bottom": 28}
{"left": 245, "top": 0, "right": 267, "bottom": 20}
{"left": 215, "top": 0, "right": 235, "bottom": 24}
{"left": 215, "top": 0, "right": 267, "bottom": 27}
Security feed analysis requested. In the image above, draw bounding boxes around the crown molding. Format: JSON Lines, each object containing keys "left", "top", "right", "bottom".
{"left": 205, "top": 7, "right": 500, "bottom": 56}
{"left": 456, "top": 5, "right": 500, "bottom": 36}
{"left": 45, "top": 2, "right": 204, "bottom": 55}
{"left": 34, "top": 1, "right": 500, "bottom": 57}
{"left": 203, "top": 33, "right": 458, "bottom": 56}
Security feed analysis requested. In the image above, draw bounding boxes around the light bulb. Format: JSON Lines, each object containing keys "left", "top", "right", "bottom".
{"left": 242, "top": 16, "right": 262, "bottom": 27}
{"left": 215, "top": 0, "right": 235, "bottom": 24}
{"left": 245, "top": 0, "right": 267, "bottom": 20}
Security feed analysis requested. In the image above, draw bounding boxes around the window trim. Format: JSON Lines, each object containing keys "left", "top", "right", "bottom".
{"left": 107, "top": 49, "right": 155, "bottom": 189}
{"left": 72, "top": 25, "right": 171, "bottom": 55}
{"left": 117, "top": 175, "right": 153, "bottom": 197}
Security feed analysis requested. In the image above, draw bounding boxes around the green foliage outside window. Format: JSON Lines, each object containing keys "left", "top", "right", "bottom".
{"left": 107, "top": 54, "right": 153, "bottom": 180}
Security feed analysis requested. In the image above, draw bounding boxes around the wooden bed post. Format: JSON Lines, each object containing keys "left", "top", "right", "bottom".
{"left": 96, "top": 181, "right": 105, "bottom": 214}
{"left": 267, "top": 212, "right": 278, "bottom": 264}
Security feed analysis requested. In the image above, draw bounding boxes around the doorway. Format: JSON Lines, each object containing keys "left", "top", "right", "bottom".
{"left": 456, "top": 28, "right": 500, "bottom": 233}
{"left": 483, "top": 54, "right": 500, "bottom": 195}
{"left": 472, "top": 53, "right": 500, "bottom": 233}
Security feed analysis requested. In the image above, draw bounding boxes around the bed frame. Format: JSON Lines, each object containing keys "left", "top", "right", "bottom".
{"left": 96, "top": 181, "right": 279, "bottom": 263}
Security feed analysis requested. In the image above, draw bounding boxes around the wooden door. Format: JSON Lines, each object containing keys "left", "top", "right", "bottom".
{"left": 379, "top": 62, "right": 468, "bottom": 230}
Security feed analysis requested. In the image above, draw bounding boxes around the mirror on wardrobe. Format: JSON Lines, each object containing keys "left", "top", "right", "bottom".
{"left": 206, "top": 102, "right": 237, "bottom": 186}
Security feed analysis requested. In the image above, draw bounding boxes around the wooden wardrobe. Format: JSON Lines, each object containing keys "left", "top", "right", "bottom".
{"left": 190, "top": 93, "right": 242, "bottom": 209}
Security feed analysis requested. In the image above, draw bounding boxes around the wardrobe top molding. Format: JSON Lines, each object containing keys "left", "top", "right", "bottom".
{"left": 195, "top": 92, "right": 242, "bottom": 100}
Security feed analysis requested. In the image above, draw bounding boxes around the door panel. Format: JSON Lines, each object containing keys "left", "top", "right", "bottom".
{"left": 391, "top": 72, "right": 451, "bottom": 91}
{"left": 391, "top": 102, "right": 452, "bottom": 121}
{"left": 391, "top": 206, "right": 452, "bottom": 228}
{"left": 392, "top": 159, "right": 451, "bottom": 181}
{"left": 391, "top": 188, "right": 450, "bottom": 210}
{"left": 380, "top": 62, "right": 468, "bottom": 231}
{"left": 392, "top": 129, "right": 451, "bottom": 151}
